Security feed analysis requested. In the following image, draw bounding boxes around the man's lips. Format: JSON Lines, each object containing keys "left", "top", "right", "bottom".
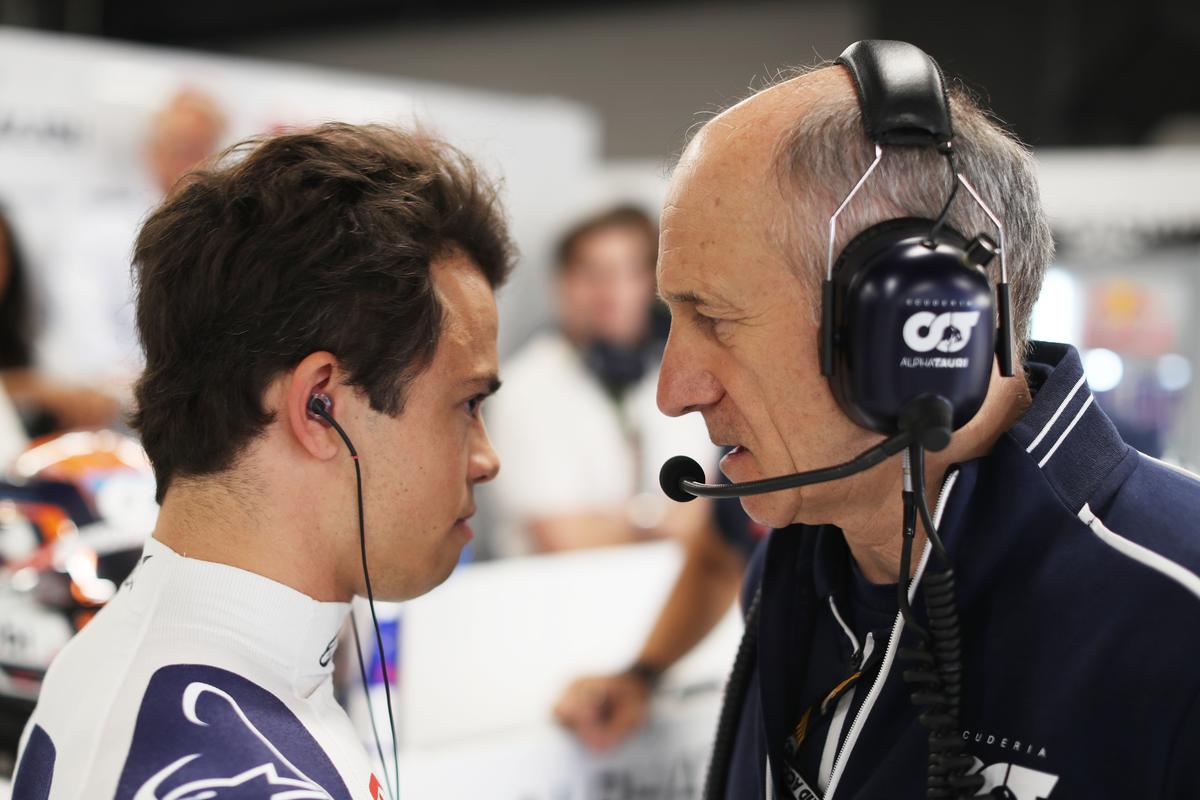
{"left": 453, "top": 512, "right": 475, "bottom": 541}
{"left": 719, "top": 445, "right": 753, "bottom": 472}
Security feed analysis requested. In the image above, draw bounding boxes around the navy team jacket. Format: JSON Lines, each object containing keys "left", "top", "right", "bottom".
{"left": 727, "top": 342, "right": 1200, "bottom": 799}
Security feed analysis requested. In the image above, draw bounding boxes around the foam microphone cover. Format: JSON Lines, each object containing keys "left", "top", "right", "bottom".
{"left": 659, "top": 455, "right": 704, "bottom": 503}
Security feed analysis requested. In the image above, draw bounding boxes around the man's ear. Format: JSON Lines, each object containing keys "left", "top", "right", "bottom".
{"left": 285, "top": 352, "right": 342, "bottom": 461}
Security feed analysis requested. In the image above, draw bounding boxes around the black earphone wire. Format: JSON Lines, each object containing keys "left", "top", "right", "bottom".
{"left": 318, "top": 407, "right": 401, "bottom": 800}
{"left": 351, "top": 611, "right": 391, "bottom": 787}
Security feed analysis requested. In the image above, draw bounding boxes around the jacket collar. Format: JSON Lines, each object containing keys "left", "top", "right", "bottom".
{"left": 1006, "top": 341, "right": 1129, "bottom": 513}
{"left": 806, "top": 341, "right": 1129, "bottom": 615}
{"left": 126, "top": 537, "right": 351, "bottom": 698}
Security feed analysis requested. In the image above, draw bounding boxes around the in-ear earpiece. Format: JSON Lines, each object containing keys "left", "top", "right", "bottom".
{"left": 307, "top": 393, "right": 333, "bottom": 421}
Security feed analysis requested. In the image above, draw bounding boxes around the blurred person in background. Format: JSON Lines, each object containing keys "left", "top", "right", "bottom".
{"left": 0, "top": 206, "right": 121, "bottom": 451}
{"left": 35, "top": 89, "right": 226, "bottom": 395}
{"left": 484, "top": 205, "right": 715, "bottom": 556}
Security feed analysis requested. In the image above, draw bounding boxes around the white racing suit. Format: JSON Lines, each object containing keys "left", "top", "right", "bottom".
{"left": 12, "top": 537, "right": 389, "bottom": 799}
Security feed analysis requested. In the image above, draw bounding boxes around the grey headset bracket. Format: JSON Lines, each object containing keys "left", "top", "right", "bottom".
{"left": 819, "top": 144, "right": 1014, "bottom": 377}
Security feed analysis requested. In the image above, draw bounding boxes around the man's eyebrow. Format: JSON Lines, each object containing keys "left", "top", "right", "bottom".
{"left": 464, "top": 374, "right": 502, "bottom": 395}
{"left": 660, "top": 289, "right": 704, "bottom": 305}
{"left": 660, "top": 289, "right": 737, "bottom": 313}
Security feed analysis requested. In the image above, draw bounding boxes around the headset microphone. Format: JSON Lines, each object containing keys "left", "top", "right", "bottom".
{"left": 660, "top": 395, "right": 952, "bottom": 503}
{"left": 659, "top": 456, "right": 706, "bottom": 503}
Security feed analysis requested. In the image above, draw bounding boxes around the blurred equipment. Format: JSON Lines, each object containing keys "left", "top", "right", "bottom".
{"left": 0, "top": 431, "right": 156, "bottom": 755}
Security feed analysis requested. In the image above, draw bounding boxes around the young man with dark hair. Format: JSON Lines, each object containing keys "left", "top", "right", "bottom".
{"left": 13, "top": 123, "right": 514, "bottom": 799}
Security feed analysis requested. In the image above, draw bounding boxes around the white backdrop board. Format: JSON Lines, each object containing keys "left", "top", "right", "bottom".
{"left": 397, "top": 692, "right": 719, "bottom": 800}
{"left": 347, "top": 541, "right": 742, "bottom": 799}
{"left": 393, "top": 541, "right": 740, "bottom": 747}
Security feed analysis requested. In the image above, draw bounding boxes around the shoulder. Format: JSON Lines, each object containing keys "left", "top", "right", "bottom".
{"left": 30, "top": 587, "right": 141, "bottom": 726}
{"left": 1077, "top": 452, "right": 1200, "bottom": 606}
{"left": 1122, "top": 452, "right": 1200, "bottom": 521}
{"left": 111, "top": 664, "right": 354, "bottom": 800}
{"left": 30, "top": 634, "right": 356, "bottom": 800}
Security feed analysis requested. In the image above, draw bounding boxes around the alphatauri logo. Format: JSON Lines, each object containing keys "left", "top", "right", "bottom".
{"left": 902, "top": 310, "right": 982, "bottom": 354}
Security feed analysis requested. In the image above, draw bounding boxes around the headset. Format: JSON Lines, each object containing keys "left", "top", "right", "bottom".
{"left": 820, "top": 39, "right": 1014, "bottom": 434}
{"left": 307, "top": 393, "right": 401, "bottom": 800}
{"left": 664, "top": 40, "right": 1016, "bottom": 800}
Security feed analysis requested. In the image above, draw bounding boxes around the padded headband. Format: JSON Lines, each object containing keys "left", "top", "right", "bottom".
{"left": 835, "top": 40, "right": 953, "bottom": 147}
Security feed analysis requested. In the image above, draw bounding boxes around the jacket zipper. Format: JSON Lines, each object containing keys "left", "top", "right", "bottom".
{"left": 818, "top": 631, "right": 875, "bottom": 792}
{"left": 821, "top": 470, "right": 958, "bottom": 800}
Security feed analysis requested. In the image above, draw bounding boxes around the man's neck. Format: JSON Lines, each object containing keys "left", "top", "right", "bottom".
{"left": 153, "top": 477, "right": 348, "bottom": 602}
{"left": 841, "top": 372, "right": 1033, "bottom": 585}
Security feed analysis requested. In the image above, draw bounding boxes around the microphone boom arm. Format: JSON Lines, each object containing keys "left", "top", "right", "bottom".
{"left": 679, "top": 431, "right": 913, "bottom": 499}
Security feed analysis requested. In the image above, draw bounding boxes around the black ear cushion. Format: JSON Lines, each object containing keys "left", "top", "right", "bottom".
{"left": 832, "top": 216, "right": 964, "bottom": 284}
{"left": 826, "top": 217, "right": 973, "bottom": 432}
{"left": 824, "top": 218, "right": 938, "bottom": 374}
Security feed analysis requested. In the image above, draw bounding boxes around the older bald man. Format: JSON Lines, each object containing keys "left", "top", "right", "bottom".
{"left": 656, "top": 42, "right": 1200, "bottom": 800}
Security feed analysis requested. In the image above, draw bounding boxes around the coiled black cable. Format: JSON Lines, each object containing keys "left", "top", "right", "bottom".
{"left": 898, "top": 443, "right": 983, "bottom": 799}
{"left": 703, "top": 587, "right": 762, "bottom": 800}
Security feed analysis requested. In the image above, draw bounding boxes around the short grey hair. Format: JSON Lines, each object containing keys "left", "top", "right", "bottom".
{"left": 769, "top": 68, "right": 1054, "bottom": 357}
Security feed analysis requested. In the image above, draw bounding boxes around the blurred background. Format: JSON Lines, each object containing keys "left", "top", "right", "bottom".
{"left": 0, "top": 1, "right": 1197, "bottom": 796}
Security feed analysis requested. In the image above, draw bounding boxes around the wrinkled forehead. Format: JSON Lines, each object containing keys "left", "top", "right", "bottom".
{"left": 658, "top": 118, "right": 786, "bottom": 300}
{"left": 667, "top": 111, "right": 774, "bottom": 224}
{"left": 671, "top": 66, "right": 853, "bottom": 188}
{"left": 659, "top": 69, "right": 852, "bottom": 295}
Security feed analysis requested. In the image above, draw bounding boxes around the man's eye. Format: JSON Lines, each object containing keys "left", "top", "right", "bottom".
{"left": 692, "top": 311, "right": 720, "bottom": 334}
{"left": 465, "top": 395, "right": 486, "bottom": 417}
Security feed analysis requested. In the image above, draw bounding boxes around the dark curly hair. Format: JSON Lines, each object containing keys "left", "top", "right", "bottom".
{"left": 131, "top": 123, "right": 515, "bottom": 502}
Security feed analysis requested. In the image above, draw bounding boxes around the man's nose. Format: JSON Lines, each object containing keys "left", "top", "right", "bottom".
{"left": 470, "top": 422, "right": 501, "bottom": 484}
{"left": 657, "top": 327, "right": 721, "bottom": 417}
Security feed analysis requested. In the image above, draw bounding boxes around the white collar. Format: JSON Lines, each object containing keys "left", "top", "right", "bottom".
{"left": 129, "top": 537, "right": 351, "bottom": 697}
